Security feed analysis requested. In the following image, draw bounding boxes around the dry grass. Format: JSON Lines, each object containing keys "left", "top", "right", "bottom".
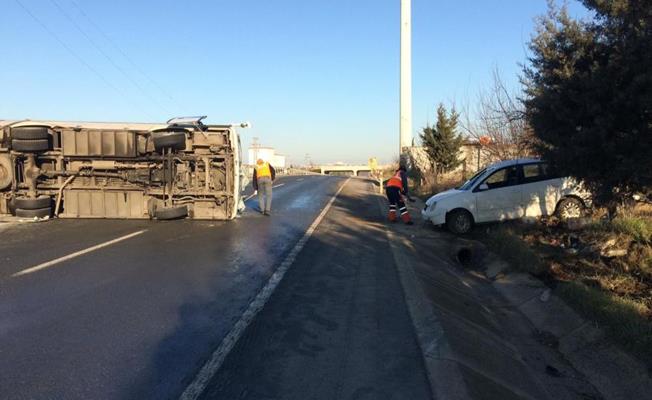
{"left": 557, "top": 281, "right": 652, "bottom": 366}
{"left": 590, "top": 216, "right": 652, "bottom": 244}
{"left": 473, "top": 226, "right": 547, "bottom": 276}
{"left": 414, "top": 177, "right": 463, "bottom": 199}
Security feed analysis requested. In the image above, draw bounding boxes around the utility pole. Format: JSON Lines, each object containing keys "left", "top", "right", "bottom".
{"left": 400, "top": 0, "right": 413, "bottom": 158}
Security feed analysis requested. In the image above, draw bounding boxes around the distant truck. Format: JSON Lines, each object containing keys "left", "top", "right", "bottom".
{"left": 0, "top": 116, "right": 247, "bottom": 220}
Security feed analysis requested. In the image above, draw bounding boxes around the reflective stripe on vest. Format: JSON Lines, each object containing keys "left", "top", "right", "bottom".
{"left": 387, "top": 170, "right": 403, "bottom": 189}
{"left": 256, "top": 162, "right": 272, "bottom": 179}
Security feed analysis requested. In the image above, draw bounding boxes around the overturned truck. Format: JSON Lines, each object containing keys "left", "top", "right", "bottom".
{"left": 0, "top": 116, "right": 246, "bottom": 220}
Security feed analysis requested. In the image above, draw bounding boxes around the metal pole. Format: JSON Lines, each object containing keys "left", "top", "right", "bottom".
{"left": 400, "top": 0, "right": 413, "bottom": 156}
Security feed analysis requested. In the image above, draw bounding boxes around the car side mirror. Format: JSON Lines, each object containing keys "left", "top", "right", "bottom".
{"left": 478, "top": 183, "right": 489, "bottom": 191}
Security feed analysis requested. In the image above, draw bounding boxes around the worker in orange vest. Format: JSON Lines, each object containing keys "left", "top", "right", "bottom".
{"left": 253, "top": 158, "right": 276, "bottom": 215}
{"left": 386, "top": 165, "right": 413, "bottom": 225}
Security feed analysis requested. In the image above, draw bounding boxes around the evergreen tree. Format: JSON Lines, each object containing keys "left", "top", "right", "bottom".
{"left": 524, "top": 1, "right": 652, "bottom": 212}
{"left": 421, "top": 104, "right": 464, "bottom": 179}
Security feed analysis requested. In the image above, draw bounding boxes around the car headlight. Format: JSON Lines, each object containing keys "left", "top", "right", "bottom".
{"left": 425, "top": 202, "right": 436, "bottom": 211}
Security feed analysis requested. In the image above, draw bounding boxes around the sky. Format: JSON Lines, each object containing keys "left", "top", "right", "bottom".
{"left": 1, "top": 0, "right": 589, "bottom": 165}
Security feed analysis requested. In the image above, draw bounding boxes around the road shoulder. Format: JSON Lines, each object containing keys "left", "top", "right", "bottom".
{"left": 376, "top": 190, "right": 605, "bottom": 400}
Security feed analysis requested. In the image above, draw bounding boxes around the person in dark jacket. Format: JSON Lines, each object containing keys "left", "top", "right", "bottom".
{"left": 385, "top": 165, "right": 413, "bottom": 225}
{"left": 253, "top": 159, "right": 276, "bottom": 215}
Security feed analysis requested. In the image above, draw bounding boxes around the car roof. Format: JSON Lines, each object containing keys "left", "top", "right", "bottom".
{"left": 486, "top": 158, "right": 542, "bottom": 170}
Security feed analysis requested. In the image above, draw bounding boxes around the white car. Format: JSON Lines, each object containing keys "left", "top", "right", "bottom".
{"left": 422, "top": 158, "right": 591, "bottom": 234}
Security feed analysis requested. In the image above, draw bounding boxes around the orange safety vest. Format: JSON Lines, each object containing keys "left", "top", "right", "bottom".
{"left": 255, "top": 162, "right": 272, "bottom": 179}
{"left": 387, "top": 170, "right": 404, "bottom": 189}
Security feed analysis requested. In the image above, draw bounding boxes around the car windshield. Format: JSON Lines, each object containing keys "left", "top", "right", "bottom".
{"left": 458, "top": 168, "right": 488, "bottom": 191}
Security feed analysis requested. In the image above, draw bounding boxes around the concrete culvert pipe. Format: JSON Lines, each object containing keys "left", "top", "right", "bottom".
{"left": 450, "top": 238, "right": 487, "bottom": 267}
{"left": 456, "top": 246, "right": 474, "bottom": 265}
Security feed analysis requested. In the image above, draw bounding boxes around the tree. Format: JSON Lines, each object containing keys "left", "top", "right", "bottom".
{"left": 461, "top": 68, "right": 536, "bottom": 161}
{"left": 523, "top": 1, "right": 652, "bottom": 214}
{"left": 421, "top": 104, "right": 465, "bottom": 181}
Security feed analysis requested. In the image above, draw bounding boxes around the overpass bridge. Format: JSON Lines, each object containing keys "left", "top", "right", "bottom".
{"left": 319, "top": 165, "right": 372, "bottom": 176}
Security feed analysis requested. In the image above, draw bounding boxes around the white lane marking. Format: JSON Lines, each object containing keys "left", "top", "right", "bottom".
{"left": 179, "top": 178, "right": 350, "bottom": 400}
{"left": 11, "top": 230, "right": 147, "bottom": 278}
{"left": 272, "top": 183, "right": 285, "bottom": 188}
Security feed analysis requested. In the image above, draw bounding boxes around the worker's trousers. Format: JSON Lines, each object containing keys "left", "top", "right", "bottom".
{"left": 257, "top": 177, "right": 273, "bottom": 212}
{"left": 386, "top": 186, "right": 411, "bottom": 223}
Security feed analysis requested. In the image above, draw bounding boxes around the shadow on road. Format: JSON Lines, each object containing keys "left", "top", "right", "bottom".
{"left": 127, "top": 179, "right": 432, "bottom": 400}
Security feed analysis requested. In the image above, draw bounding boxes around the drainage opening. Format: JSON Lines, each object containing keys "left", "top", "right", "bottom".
{"left": 456, "top": 247, "right": 473, "bottom": 265}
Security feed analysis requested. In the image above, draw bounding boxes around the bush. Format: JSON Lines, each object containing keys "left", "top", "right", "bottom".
{"left": 611, "top": 218, "right": 652, "bottom": 244}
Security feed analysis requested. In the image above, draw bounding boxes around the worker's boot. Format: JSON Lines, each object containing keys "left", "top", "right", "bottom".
{"left": 388, "top": 206, "right": 397, "bottom": 222}
{"left": 401, "top": 211, "right": 413, "bottom": 225}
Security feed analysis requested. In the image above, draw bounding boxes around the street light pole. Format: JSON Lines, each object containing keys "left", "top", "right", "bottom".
{"left": 400, "top": 0, "right": 412, "bottom": 158}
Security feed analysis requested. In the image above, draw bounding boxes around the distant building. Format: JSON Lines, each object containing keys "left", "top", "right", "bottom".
{"left": 271, "top": 154, "right": 286, "bottom": 169}
{"left": 248, "top": 146, "right": 286, "bottom": 169}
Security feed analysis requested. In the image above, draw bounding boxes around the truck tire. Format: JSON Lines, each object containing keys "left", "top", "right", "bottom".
{"left": 153, "top": 131, "right": 187, "bottom": 152}
{"left": 155, "top": 205, "right": 188, "bottom": 220}
{"left": 15, "top": 196, "right": 51, "bottom": 210}
{"left": 12, "top": 126, "right": 50, "bottom": 140}
{"left": 15, "top": 207, "right": 52, "bottom": 219}
{"left": 0, "top": 154, "right": 12, "bottom": 190}
{"left": 12, "top": 139, "right": 50, "bottom": 152}
{"left": 8, "top": 197, "right": 17, "bottom": 215}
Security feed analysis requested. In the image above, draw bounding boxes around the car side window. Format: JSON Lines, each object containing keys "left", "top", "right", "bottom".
{"left": 522, "top": 162, "right": 559, "bottom": 183}
{"left": 540, "top": 163, "right": 561, "bottom": 180}
{"left": 480, "top": 166, "right": 519, "bottom": 190}
{"left": 522, "top": 163, "right": 544, "bottom": 184}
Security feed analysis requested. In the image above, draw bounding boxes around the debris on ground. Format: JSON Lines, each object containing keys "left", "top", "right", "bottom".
{"left": 518, "top": 215, "right": 652, "bottom": 317}
{"left": 473, "top": 206, "right": 652, "bottom": 367}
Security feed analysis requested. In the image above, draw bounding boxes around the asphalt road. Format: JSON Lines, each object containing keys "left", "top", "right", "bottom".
{"left": 198, "top": 178, "right": 431, "bottom": 400}
{"left": 0, "top": 175, "right": 346, "bottom": 400}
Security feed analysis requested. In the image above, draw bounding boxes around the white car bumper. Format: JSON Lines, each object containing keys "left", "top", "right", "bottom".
{"left": 422, "top": 205, "right": 446, "bottom": 226}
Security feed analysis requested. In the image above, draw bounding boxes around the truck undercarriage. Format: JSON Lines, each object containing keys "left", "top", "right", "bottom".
{"left": 0, "top": 117, "right": 243, "bottom": 220}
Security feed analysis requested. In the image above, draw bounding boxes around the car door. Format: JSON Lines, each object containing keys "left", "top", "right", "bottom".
{"left": 521, "top": 162, "right": 563, "bottom": 217}
{"left": 521, "top": 163, "right": 547, "bottom": 217}
{"left": 474, "top": 165, "right": 523, "bottom": 223}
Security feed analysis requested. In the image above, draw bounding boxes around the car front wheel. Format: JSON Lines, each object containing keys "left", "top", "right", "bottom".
{"left": 446, "top": 209, "right": 474, "bottom": 234}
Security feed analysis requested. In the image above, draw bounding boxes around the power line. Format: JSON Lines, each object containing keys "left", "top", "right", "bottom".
{"left": 49, "top": 0, "right": 172, "bottom": 115}
{"left": 69, "top": 0, "right": 186, "bottom": 113}
{"left": 13, "top": 0, "right": 157, "bottom": 120}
